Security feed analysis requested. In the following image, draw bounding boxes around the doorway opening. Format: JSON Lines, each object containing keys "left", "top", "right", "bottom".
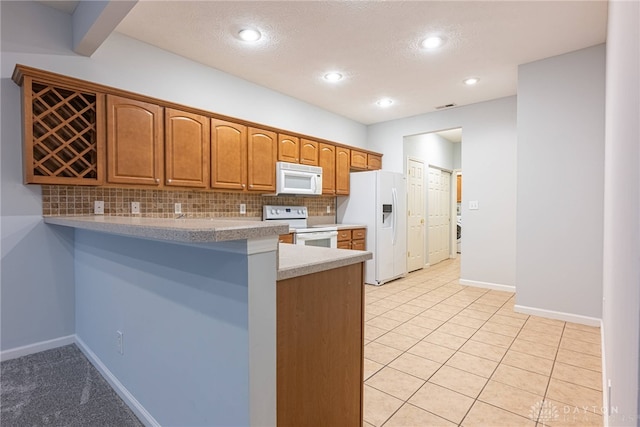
{"left": 403, "top": 127, "right": 462, "bottom": 272}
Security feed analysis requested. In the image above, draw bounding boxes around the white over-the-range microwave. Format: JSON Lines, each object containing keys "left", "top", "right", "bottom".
{"left": 275, "top": 162, "right": 322, "bottom": 196}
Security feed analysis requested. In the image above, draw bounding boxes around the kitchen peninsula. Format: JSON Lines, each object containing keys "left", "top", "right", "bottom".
{"left": 45, "top": 216, "right": 371, "bottom": 427}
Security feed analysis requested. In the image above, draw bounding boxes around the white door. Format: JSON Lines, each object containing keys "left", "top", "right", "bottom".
{"left": 428, "top": 167, "right": 451, "bottom": 265}
{"left": 407, "top": 158, "right": 425, "bottom": 272}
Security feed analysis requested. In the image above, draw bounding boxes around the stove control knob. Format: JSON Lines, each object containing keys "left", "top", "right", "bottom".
{"left": 297, "top": 209, "right": 303, "bottom": 214}
{"left": 271, "top": 209, "right": 276, "bottom": 215}
{"left": 276, "top": 209, "right": 281, "bottom": 214}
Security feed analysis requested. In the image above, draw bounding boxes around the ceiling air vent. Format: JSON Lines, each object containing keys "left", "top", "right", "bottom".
{"left": 435, "top": 103, "right": 457, "bottom": 110}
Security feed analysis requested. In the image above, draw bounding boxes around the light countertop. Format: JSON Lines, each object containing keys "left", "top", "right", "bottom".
{"left": 312, "top": 223, "right": 367, "bottom": 230}
{"left": 44, "top": 215, "right": 372, "bottom": 280}
{"left": 44, "top": 215, "right": 290, "bottom": 243}
{"left": 277, "top": 243, "right": 372, "bottom": 281}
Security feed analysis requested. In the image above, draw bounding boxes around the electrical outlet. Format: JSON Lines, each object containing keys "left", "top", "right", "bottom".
{"left": 174, "top": 203, "right": 182, "bottom": 214}
{"left": 116, "top": 330, "right": 123, "bottom": 355}
{"left": 131, "top": 201, "right": 140, "bottom": 214}
{"left": 94, "top": 200, "right": 104, "bottom": 215}
{"left": 326, "top": 205, "right": 331, "bottom": 213}
{"left": 239, "top": 203, "right": 246, "bottom": 215}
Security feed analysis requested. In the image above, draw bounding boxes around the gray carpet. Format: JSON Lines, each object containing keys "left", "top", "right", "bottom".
{"left": 1, "top": 344, "right": 143, "bottom": 426}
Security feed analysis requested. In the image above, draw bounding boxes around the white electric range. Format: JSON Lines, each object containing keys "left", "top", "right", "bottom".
{"left": 263, "top": 205, "right": 338, "bottom": 248}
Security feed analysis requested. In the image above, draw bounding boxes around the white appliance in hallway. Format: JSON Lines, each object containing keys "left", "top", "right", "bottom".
{"left": 337, "top": 170, "right": 407, "bottom": 285}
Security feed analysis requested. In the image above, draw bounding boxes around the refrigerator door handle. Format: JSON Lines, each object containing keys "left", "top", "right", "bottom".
{"left": 392, "top": 188, "right": 398, "bottom": 245}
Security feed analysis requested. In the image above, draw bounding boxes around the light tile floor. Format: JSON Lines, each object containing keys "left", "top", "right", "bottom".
{"left": 363, "top": 258, "right": 603, "bottom": 427}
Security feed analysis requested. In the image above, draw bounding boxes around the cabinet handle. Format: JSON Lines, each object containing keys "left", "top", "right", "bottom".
{"left": 155, "top": 178, "right": 160, "bottom": 183}
{"left": 242, "top": 184, "right": 246, "bottom": 188}
{"left": 168, "top": 179, "right": 172, "bottom": 183}
{"left": 249, "top": 184, "right": 253, "bottom": 189}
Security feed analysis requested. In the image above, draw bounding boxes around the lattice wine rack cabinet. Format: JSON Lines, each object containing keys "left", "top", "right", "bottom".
{"left": 13, "top": 66, "right": 105, "bottom": 185}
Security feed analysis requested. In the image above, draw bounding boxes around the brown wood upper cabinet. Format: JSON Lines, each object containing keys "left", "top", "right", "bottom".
{"left": 15, "top": 72, "right": 106, "bottom": 186}
{"left": 248, "top": 127, "right": 278, "bottom": 192}
{"left": 211, "top": 119, "right": 277, "bottom": 192}
{"left": 106, "top": 95, "right": 163, "bottom": 186}
{"left": 336, "top": 146, "right": 350, "bottom": 195}
{"left": 319, "top": 143, "right": 336, "bottom": 195}
{"left": 299, "top": 138, "right": 319, "bottom": 166}
{"left": 350, "top": 150, "right": 368, "bottom": 170}
{"left": 165, "top": 108, "right": 209, "bottom": 188}
{"left": 367, "top": 154, "right": 382, "bottom": 170}
{"left": 278, "top": 134, "right": 300, "bottom": 163}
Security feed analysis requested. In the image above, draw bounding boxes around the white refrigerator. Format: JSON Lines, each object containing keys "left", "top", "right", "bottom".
{"left": 337, "top": 170, "right": 407, "bottom": 285}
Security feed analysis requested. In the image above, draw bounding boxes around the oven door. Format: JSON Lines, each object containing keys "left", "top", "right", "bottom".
{"left": 295, "top": 230, "right": 338, "bottom": 248}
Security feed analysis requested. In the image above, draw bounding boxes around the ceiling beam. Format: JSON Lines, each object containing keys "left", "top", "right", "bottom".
{"left": 72, "top": 0, "right": 137, "bottom": 56}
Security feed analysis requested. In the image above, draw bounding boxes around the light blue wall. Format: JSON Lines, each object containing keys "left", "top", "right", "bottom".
{"left": 403, "top": 132, "right": 456, "bottom": 172}
{"left": 74, "top": 229, "right": 255, "bottom": 426}
{"left": 0, "top": 1, "right": 366, "bottom": 352}
{"left": 516, "top": 44, "right": 605, "bottom": 319}
{"left": 368, "top": 97, "right": 518, "bottom": 289}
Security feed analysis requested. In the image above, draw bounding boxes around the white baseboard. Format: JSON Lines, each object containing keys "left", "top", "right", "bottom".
{"left": 75, "top": 337, "right": 160, "bottom": 427}
{"left": 0, "top": 334, "right": 75, "bottom": 362}
{"left": 513, "top": 304, "right": 601, "bottom": 327}
{"left": 459, "top": 279, "right": 515, "bottom": 293}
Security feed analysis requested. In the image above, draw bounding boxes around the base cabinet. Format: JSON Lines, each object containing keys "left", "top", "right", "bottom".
{"left": 277, "top": 263, "right": 364, "bottom": 426}
{"left": 337, "top": 228, "right": 367, "bottom": 250}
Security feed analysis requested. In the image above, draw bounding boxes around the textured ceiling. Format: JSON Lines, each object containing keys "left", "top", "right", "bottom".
{"left": 42, "top": 0, "right": 608, "bottom": 125}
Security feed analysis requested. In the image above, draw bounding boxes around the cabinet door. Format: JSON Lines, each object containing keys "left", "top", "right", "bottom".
{"left": 337, "top": 229, "right": 351, "bottom": 242}
{"left": 352, "top": 240, "right": 366, "bottom": 251}
{"left": 299, "top": 138, "right": 319, "bottom": 166}
{"left": 165, "top": 108, "right": 209, "bottom": 188}
{"left": 367, "top": 154, "right": 382, "bottom": 170}
{"left": 107, "top": 95, "right": 163, "bottom": 186}
{"left": 278, "top": 134, "right": 300, "bottom": 163}
{"left": 248, "top": 127, "right": 278, "bottom": 192}
{"left": 457, "top": 174, "right": 462, "bottom": 203}
{"left": 211, "top": 119, "right": 247, "bottom": 190}
{"left": 318, "top": 143, "right": 336, "bottom": 195}
{"left": 336, "top": 146, "right": 351, "bottom": 195}
{"left": 350, "top": 149, "right": 367, "bottom": 170}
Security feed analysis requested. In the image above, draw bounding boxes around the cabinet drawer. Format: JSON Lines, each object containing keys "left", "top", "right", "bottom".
{"left": 351, "top": 240, "right": 366, "bottom": 251}
{"left": 351, "top": 228, "right": 366, "bottom": 240}
{"left": 337, "top": 229, "right": 351, "bottom": 241}
{"left": 279, "top": 233, "right": 294, "bottom": 244}
{"left": 337, "top": 241, "right": 352, "bottom": 250}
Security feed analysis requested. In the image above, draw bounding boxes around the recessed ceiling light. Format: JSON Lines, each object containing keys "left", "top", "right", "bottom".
{"left": 463, "top": 77, "right": 480, "bottom": 86}
{"left": 238, "top": 29, "right": 261, "bottom": 42}
{"left": 421, "top": 36, "right": 444, "bottom": 49}
{"left": 376, "top": 98, "right": 394, "bottom": 108}
{"left": 323, "top": 72, "right": 343, "bottom": 82}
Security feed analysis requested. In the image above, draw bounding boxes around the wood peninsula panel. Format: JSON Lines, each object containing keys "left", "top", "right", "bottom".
{"left": 277, "top": 263, "right": 364, "bottom": 426}
{"left": 278, "top": 134, "right": 300, "bottom": 163}
{"left": 300, "top": 138, "right": 319, "bottom": 166}
{"left": 106, "top": 95, "right": 163, "bottom": 186}
{"left": 165, "top": 108, "right": 209, "bottom": 188}
{"left": 211, "top": 119, "right": 247, "bottom": 190}
{"left": 248, "top": 128, "right": 278, "bottom": 192}
{"left": 336, "top": 146, "right": 351, "bottom": 195}
{"left": 319, "top": 143, "right": 336, "bottom": 195}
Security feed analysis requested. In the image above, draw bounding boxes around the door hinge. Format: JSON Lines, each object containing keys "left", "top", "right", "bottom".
{"left": 407, "top": 251, "right": 410, "bottom": 257}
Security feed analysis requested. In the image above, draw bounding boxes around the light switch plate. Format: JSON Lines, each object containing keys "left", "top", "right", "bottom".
{"left": 469, "top": 200, "right": 479, "bottom": 210}
{"left": 131, "top": 201, "right": 140, "bottom": 214}
{"left": 174, "top": 203, "right": 182, "bottom": 214}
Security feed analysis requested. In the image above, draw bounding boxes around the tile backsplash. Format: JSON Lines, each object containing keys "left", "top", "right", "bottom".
{"left": 42, "top": 186, "right": 336, "bottom": 218}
